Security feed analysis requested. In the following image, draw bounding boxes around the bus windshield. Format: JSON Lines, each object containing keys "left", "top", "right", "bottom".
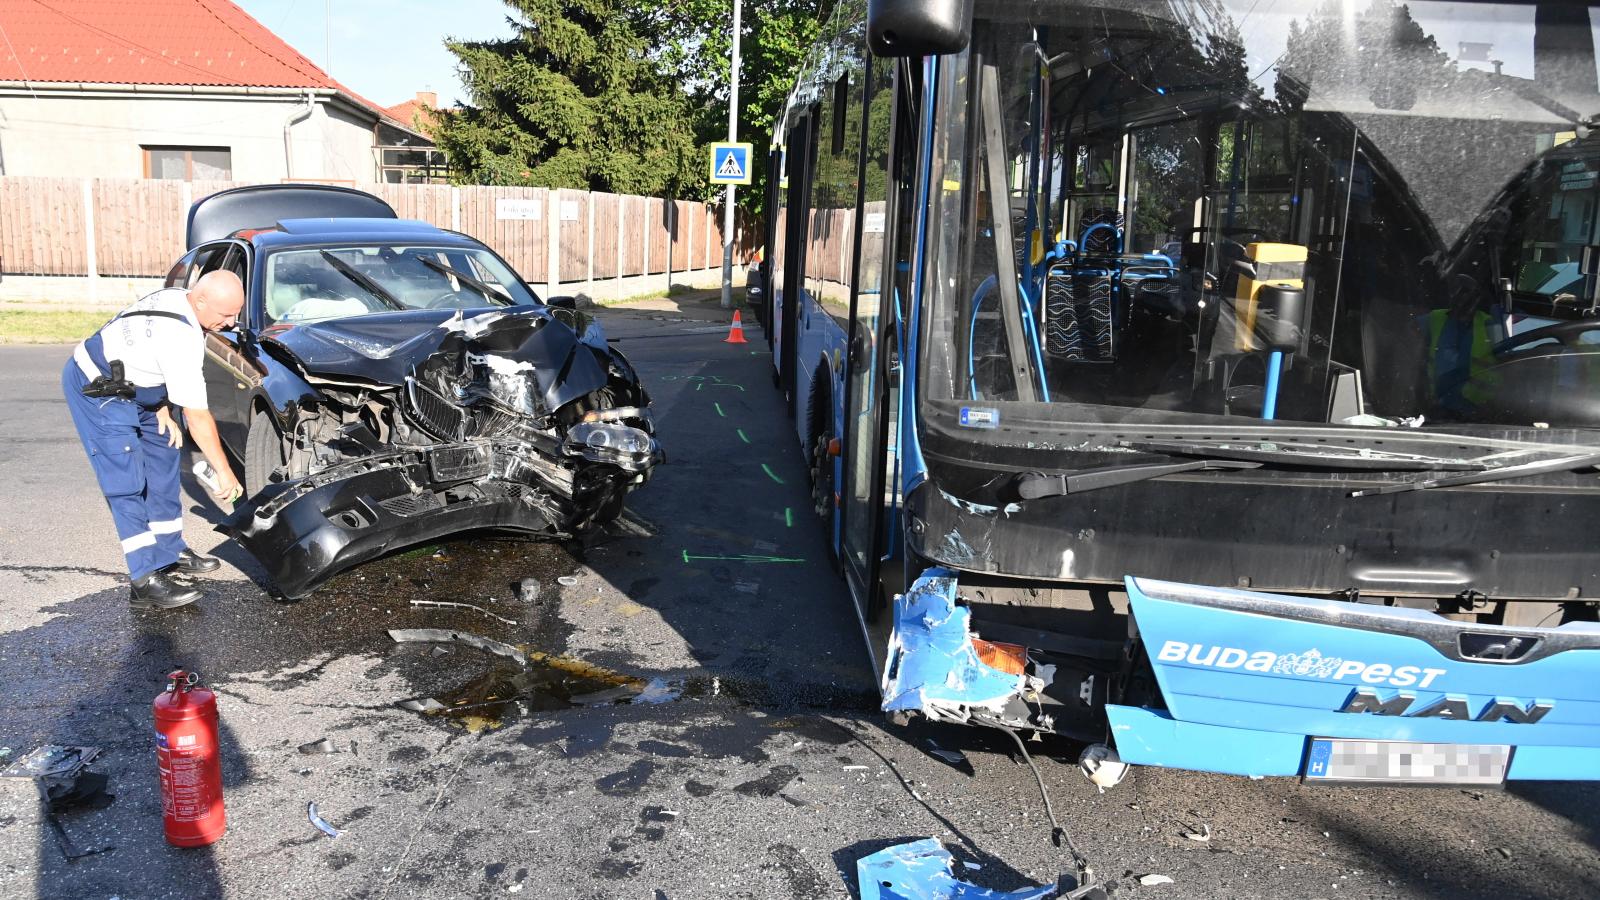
{"left": 926, "top": 0, "right": 1600, "bottom": 434}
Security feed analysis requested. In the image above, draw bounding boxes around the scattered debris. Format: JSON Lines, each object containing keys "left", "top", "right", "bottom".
{"left": 1078, "top": 744, "right": 1128, "bottom": 792}
{"left": 557, "top": 576, "right": 580, "bottom": 587}
{"left": 431, "top": 646, "right": 451, "bottom": 658}
{"left": 409, "top": 599, "right": 518, "bottom": 626}
{"left": 388, "top": 628, "right": 527, "bottom": 666}
{"left": 307, "top": 801, "right": 343, "bottom": 839}
{"left": 842, "top": 765, "right": 869, "bottom": 772}
{"left": 398, "top": 698, "right": 449, "bottom": 714}
{"left": 925, "top": 739, "right": 969, "bottom": 767}
{"left": 0, "top": 745, "right": 101, "bottom": 780}
{"left": 1494, "top": 847, "right": 1512, "bottom": 859}
{"left": 517, "top": 578, "right": 541, "bottom": 603}
{"left": 299, "top": 738, "right": 357, "bottom": 755}
{"left": 1138, "top": 874, "right": 1174, "bottom": 886}
{"left": 1181, "top": 824, "right": 1212, "bottom": 843}
{"left": 0, "top": 747, "right": 11, "bottom": 763}
{"left": 856, "top": 839, "right": 1057, "bottom": 900}
{"left": 44, "top": 771, "right": 114, "bottom": 812}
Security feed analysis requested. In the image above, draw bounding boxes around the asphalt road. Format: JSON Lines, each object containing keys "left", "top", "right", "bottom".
{"left": 0, "top": 309, "right": 1596, "bottom": 900}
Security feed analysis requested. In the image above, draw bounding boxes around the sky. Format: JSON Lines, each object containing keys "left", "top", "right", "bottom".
{"left": 232, "top": 0, "right": 519, "bottom": 110}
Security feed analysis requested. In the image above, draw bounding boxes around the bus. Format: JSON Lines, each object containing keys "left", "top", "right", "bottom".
{"left": 755, "top": 0, "right": 1600, "bottom": 786}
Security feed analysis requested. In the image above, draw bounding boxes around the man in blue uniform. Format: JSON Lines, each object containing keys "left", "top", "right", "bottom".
{"left": 62, "top": 271, "right": 247, "bottom": 609}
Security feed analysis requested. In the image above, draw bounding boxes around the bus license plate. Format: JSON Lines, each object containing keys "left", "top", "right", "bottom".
{"left": 1303, "top": 738, "right": 1509, "bottom": 785}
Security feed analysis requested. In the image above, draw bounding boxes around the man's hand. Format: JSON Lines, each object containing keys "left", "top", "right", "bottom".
{"left": 212, "top": 467, "right": 244, "bottom": 503}
{"left": 156, "top": 406, "right": 184, "bottom": 449}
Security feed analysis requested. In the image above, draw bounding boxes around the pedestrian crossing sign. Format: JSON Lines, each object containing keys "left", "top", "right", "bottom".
{"left": 709, "top": 142, "right": 753, "bottom": 185}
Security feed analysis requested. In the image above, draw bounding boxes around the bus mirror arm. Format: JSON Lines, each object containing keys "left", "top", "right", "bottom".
{"left": 867, "top": 0, "right": 973, "bottom": 57}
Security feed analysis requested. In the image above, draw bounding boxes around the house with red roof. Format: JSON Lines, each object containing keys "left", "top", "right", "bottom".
{"left": 0, "top": 0, "right": 442, "bottom": 183}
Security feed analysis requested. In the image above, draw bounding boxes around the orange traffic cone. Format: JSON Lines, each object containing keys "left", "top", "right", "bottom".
{"left": 723, "top": 310, "right": 748, "bottom": 344}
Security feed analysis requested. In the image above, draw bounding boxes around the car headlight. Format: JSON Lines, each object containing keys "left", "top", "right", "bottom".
{"left": 562, "top": 422, "right": 659, "bottom": 471}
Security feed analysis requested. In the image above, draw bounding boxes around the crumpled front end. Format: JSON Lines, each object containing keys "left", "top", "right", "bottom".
{"left": 232, "top": 308, "right": 662, "bottom": 598}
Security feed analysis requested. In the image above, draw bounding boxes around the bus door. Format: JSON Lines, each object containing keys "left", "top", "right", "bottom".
{"left": 778, "top": 114, "right": 817, "bottom": 412}
{"left": 841, "top": 59, "right": 918, "bottom": 620}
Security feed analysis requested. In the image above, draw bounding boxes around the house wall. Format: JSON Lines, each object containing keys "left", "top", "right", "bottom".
{"left": 0, "top": 90, "right": 380, "bottom": 183}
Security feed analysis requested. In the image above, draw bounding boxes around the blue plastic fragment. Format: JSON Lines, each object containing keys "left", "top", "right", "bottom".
{"left": 882, "top": 568, "right": 1024, "bottom": 714}
{"left": 857, "top": 838, "right": 1056, "bottom": 900}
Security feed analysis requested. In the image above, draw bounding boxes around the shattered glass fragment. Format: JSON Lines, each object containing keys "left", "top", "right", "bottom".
{"left": 0, "top": 745, "right": 101, "bottom": 780}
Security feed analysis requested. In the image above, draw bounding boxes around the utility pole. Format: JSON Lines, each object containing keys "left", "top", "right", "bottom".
{"left": 719, "top": 0, "right": 743, "bottom": 309}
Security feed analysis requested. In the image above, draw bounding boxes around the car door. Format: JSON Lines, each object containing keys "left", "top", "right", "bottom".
{"left": 192, "top": 240, "right": 263, "bottom": 452}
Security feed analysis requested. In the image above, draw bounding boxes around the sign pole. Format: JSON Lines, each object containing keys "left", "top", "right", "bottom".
{"left": 720, "top": 0, "right": 743, "bottom": 309}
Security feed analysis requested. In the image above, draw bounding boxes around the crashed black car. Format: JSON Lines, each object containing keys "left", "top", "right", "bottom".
{"left": 174, "top": 185, "right": 661, "bottom": 598}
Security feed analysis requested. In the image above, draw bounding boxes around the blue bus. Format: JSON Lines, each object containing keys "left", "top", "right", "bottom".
{"left": 756, "top": 0, "right": 1600, "bottom": 785}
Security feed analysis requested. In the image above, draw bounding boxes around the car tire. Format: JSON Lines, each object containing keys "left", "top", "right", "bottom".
{"left": 243, "top": 408, "right": 286, "bottom": 497}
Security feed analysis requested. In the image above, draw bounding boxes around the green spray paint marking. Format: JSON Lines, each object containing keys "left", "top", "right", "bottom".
{"left": 761, "top": 464, "right": 784, "bottom": 484}
{"left": 682, "top": 550, "right": 805, "bottom": 564}
{"left": 785, "top": 507, "right": 794, "bottom": 528}
{"left": 736, "top": 429, "right": 751, "bottom": 444}
{"left": 714, "top": 402, "right": 725, "bottom": 417}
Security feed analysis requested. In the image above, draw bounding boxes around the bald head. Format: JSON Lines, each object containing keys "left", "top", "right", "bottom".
{"left": 190, "top": 271, "right": 245, "bottom": 332}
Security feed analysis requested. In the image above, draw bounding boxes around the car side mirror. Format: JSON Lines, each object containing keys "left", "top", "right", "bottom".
{"left": 868, "top": 0, "right": 973, "bottom": 56}
{"left": 547, "top": 296, "right": 578, "bottom": 310}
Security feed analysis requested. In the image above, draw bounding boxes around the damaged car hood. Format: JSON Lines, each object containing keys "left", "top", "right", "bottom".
{"left": 262, "top": 306, "right": 611, "bottom": 412}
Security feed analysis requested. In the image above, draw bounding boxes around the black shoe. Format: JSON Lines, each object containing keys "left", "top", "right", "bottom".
{"left": 173, "top": 549, "right": 221, "bottom": 575}
{"left": 130, "top": 571, "right": 203, "bottom": 610}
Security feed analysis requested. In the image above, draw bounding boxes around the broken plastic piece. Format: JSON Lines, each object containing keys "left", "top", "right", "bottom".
{"left": 1138, "top": 874, "right": 1174, "bottom": 887}
{"left": 557, "top": 575, "right": 580, "bottom": 586}
{"left": 971, "top": 638, "right": 1027, "bottom": 676}
{"left": 1181, "top": 824, "right": 1211, "bottom": 843}
{"left": 924, "top": 739, "right": 970, "bottom": 768}
{"left": 0, "top": 745, "right": 101, "bottom": 780}
{"left": 517, "top": 578, "right": 541, "bottom": 603}
{"left": 857, "top": 838, "right": 1056, "bottom": 900}
{"left": 307, "top": 801, "right": 342, "bottom": 838}
{"left": 388, "top": 628, "right": 527, "bottom": 666}
{"left": 398, "top": 698, "right": 448, "bottom": 714}
{"left": 1077, "top": 744, "right": 1128, "bottom": 792}
{"left": 408, "top": 599, "right": 518, "bottom": 626}
{"left": 299, "top": 738, "right": 356, "bottom": 755}
{"left": 881, "top": 569, "right": 1025, "bottom": 723}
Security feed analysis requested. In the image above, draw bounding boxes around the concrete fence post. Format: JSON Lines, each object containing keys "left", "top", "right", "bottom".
{"left": 615, "top": 194, "right": 625, "bottom": 289}
{"left": 546, "top": 188, "right": 560, "bottom": 293}
{"left": 81, "top": 179, "right": 98, "bottom": 295}
{"left": 585, "top": 191, "right": 595, "bottom": 294}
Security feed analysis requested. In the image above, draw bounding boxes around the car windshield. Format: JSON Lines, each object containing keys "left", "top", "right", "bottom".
{"left": 263, "top": 244, "right": 538, "bottom": 324}
{"left": 925, "top": 0, "right": 1600, "bottom": 434}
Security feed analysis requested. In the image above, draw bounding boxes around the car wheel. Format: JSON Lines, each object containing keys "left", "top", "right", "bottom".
{"left": 243, "top": 409, "right": 286, "bottom": 497}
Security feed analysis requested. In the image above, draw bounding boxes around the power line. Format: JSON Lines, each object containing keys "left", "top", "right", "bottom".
{"left": 0, "top": 17, "right": 40, "bottom": 99}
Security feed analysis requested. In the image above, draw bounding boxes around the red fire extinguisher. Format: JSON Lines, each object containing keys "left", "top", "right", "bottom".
{"left": 153, "top": 669, "right": 226, "bottom": 847}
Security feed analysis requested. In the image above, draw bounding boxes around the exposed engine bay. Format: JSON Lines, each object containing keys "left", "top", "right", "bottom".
{"left": 229, "top": 307, "right": 662, "bottom": 598}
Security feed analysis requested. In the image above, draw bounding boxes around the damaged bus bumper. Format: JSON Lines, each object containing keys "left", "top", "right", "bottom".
{"left": 229, "top": 439, "right": 657, "bottom": 599}
{"left": 883, "top": 571, "right": 1600, "bottom": 782}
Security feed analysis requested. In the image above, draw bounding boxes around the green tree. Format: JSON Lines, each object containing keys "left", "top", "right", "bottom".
{"left": 637, "top": 0, "right": 837, "bottom": 215}
{"left": 433, "top": 0, "right": 702, "bottom": 195}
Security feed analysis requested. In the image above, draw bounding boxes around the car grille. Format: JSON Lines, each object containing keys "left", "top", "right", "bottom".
{"left": 407, "top": 380, "right": 467, "bottom": 440}
{"left": 378, "top": 491, "right": 444, "bottom": 517}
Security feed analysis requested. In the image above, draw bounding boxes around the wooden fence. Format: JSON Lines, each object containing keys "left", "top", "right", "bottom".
{"left": 0, "top": 177, "right": 756, "bottom": 285}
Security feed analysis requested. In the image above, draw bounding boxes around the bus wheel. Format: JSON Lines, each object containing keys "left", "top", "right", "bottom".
{"left": 810, "top": 433, "right": 835, "bottom": 517}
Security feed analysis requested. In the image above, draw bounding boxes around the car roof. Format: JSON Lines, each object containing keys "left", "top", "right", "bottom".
{"left": 246, "top": 218, "right": 483, "bottom": 250}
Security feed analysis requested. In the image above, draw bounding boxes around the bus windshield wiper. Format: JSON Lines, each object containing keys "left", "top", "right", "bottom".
{"left": 1121, "top": 439, "right": 1484, "bottom": 472}
{"left": 1016, "top": 459, "right": 1262, "bottom": 499}
{"left": 419, "top": 257, "right": 513, "bottom": 305}
{"left": 320, "top": 251, "right": 406, "bottom": 311}
{"left": 1351, "top": 451, "right": 1600, "bottom": 497}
